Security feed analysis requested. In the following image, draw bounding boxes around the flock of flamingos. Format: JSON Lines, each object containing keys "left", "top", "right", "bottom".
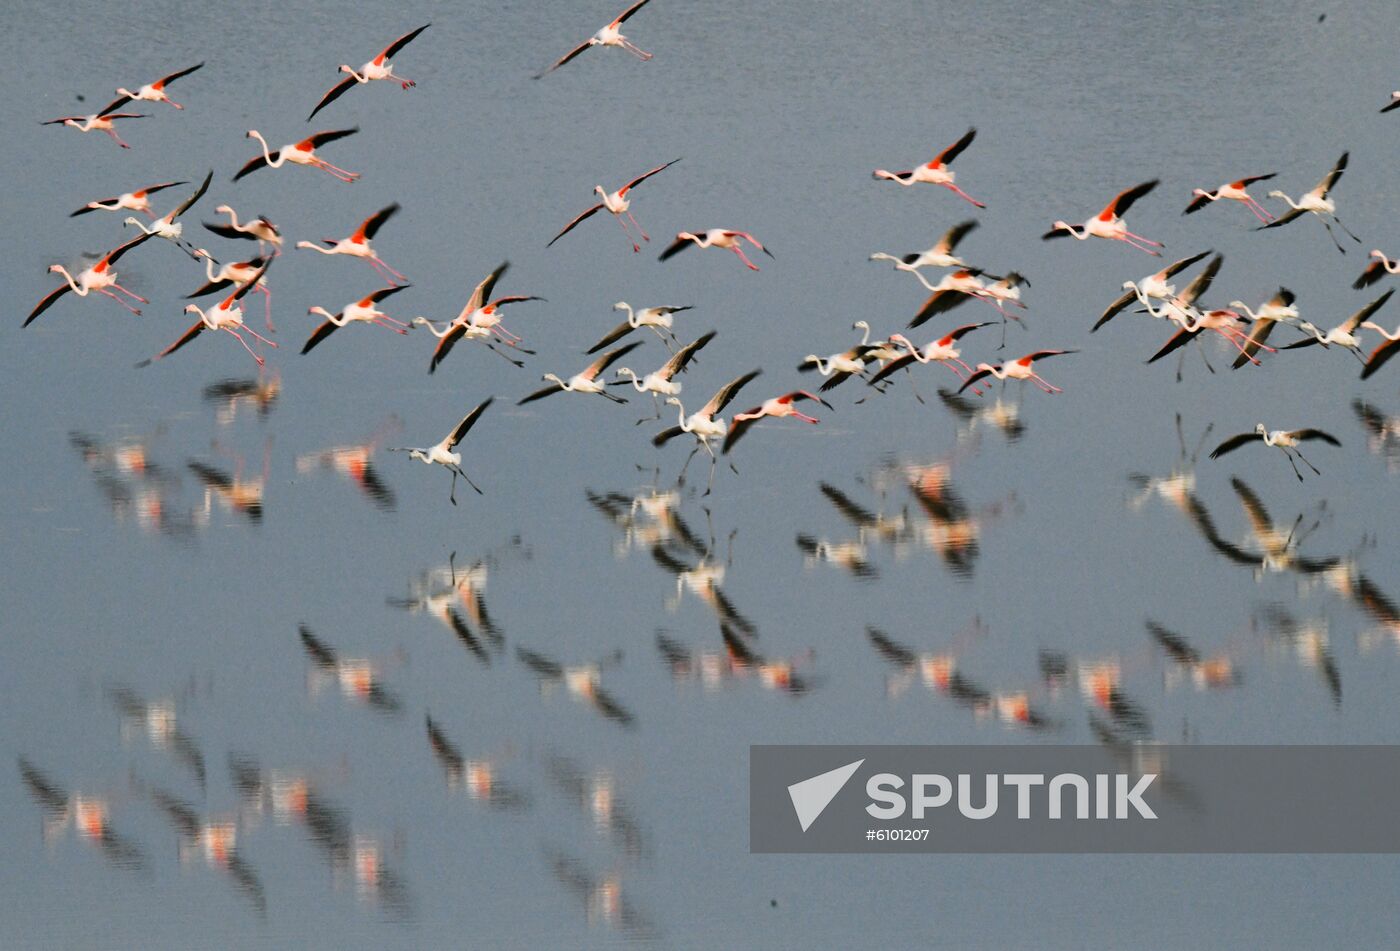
{"left": 26, "top": 1, "right": 1400, "bottom": 500}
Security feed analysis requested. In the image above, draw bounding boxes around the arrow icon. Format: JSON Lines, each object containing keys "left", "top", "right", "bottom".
{"left": 787, "top": 759, "right": 864, "bottom": 832}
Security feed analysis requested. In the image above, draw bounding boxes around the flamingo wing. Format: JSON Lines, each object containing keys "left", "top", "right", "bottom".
{"left": 428, "top": 323, "right": 467, "bottom": 374}
{"left": 536, "top": 39, "right": 594, "bottom": 78}
{"left": 300, "top": 319, "right": 341, "bottom": 355}
{"left": 382, "top": 23, "right": 430, "bottom": 59}
{"left": 934, "top": 127, "right": 976, "bottom": 165}
{"left": 517, "top": 383, "right": 564, "bottom": 405}
{"left": 1105, "top": 179, "right": 1159, "bottom": 218}
{"left": 1289, "top": 429, "right": 1341, "bottom": 446}
{"left": 447, "top": 397, "right": 494, "bottom": 449}
{"left": 935, "top": 219, "right": 978, "bottom": 254}
{"left": 1230, "top": 319, "right": 1276, "bottom": 370}
{"left": 461, "top": 261, "right": 509, "bottom": 316}
{"left": 661, "top": 330, "right": 715, "bottom": 376}
{"left": 587, "top": 319, "right": 635, "bottom": 354}
{"left": 584, "top": 340, "right": 644, "bottom": 378}
{"left": 307, "top": 75, "right": 358, "bottom": 121}
{"left": 1342, "top": 289, "right": 1394, "bottom": 331}
{"left": 1182, "top": 193, "right": 1213, "bottom": 215}
{"left": 909, "top": 288, "right": 970, "bottom": 329}
{"left": 97, "top": 94, "right": 133, "bottom": 117}
{"left": 104, "top": 231, "right": 156, "bottom": 265}
{"left": 721, "top": 414, "right": 760, "bottom": 455}
{"left": 358, "top": 203, "right": 400, "bottom": 240}
{"left": 547, "top": 204, "right": 605, "bottom": 247}
{"left": 622, "top": 157, "right": 681, "bottom": 192}
{"left": 615, "top": 0, "right": 654, "bottom": 23}
{"left": 233, "top": 152, "right": 274, "bottom": 181}
{"left": 703, "top": 369, "right": 762, "bottom": 417}
{"left": 1317, "top": 152, "right": 1348, "bottom": 196}
{"left": 1093, "top": 290, "right": 1137, "bottom": 331}
{"left": 956, "top": 366, "right": 994, "bottom": 394}
{"left": 158, "top": 62, "right": 204, "bottom": 85}
{"left": 1208, "top": 432, "right": 1260, "bottom": 459}
{"left": 657, "top": 234, "right": 695, "bottom": 261}
{"left": 169, "top": 170, "right": 213, "bottom": 220}
{"left": 652, "top": 425, "right": 685, "bottom": 447}
{"left": 1177, "top": 253, "right": 1223, "bottom": 305}
{"left": 135, "top": 320, "right": 205, "bottom": 367}
{"left": 868, "top": 353, "right": 917, "bottom": 386}
{"left": 1361, "top": 336, "right": 1400, "bottom": 380}
{"left": 1353, "top": 260, "right": 1388, "bottom": 289}
{"left": 1162, "top": 249, "right": 1212, "bottom": 279}
{"left": 304, "top": 127, "right": 359, "bottom": 150}
{"left": 24, "top": 283, "right": 72, "bottom": 327}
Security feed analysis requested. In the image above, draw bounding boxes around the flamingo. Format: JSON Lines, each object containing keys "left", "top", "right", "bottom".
{"left": 1360, "top": 321, "right": 1400, "bottom": 380}
{"left": 295, "top": 204, "right": 406, "bottom": 284}
{"left": 113, "top": 63, "right": 204, "bottom": 110}
{"left": 410, "top": 262, "right": 542, "bottom": 373}
{"left": 799, "top": 336, "right": 879, "bottom": 390}
{"left": 235, "top": 128, "right": 360, "bottom": 183}
{"left": 121, "top": 170, "right": 212, "bottom": 256}
{"left": 1354, "top": 251, "right": 1400, "bottom": 289}
{"left": 41, "top": 96, "right": 146, "bottom": 149}
{"left": 1092, "top": 250, "right": 1212, "bottom": 332}
{"left": 659, "top": 230, "right": 772, "bottom": 270}
{"left": 723, "top": 391, "right": 833, "bottom": 454}
{"left": 1283, "top": 290, "right": 1394, "bottom": 362}
{"left": 518, "top": 342, "right": 643, "bottom": 405}
{"left": 137, "top": 263, "right": 277, "bottom": 368}
{"left": 1043, "top": 180, "right": 1163, "bottom": 254}
{"left": 907, "top": 269, "right": 997, "bottom": 328}
{"left": 1257, "top": 153, "right": 1359, "bottom": 253}
{"left": 588, "top": 302, "right": 692, "bottom": 353}
{"left": 536, "top": 0, "right": 656, "bottom": 78}
{"left": 1228, "top": 289, "right": 1300, "bottom": 369}
{"left": 389, "top": 398, "right": 493, "bottom": 505}
{"left": 26, "top": 232, "right": 154, "bottom": 326}
{"left": 869, "top": 220, "right": 979, "bottom": 289}
{"left": 872, "top": 129, "right": 984, "bottom": 207}
{"left": 869, "top": 324, "right": 994, "bottom": 393}
{"left": 979, "top": 272, "right": 1032, "bottom": 345}
{"left": 307, "top": 24, "right": 430, "bottom": 120}
{"left": 611, "top": 331, "right": 716, "bottom": 422}
{"left": 547, "top": 159, "right": 680, "bottom": 253}
{"left": 203, "top": 206, "right": 283, "bottom": 256}
{"left": 301, "top": 285, "right": 411, "bottom": 354}
{"left": 187, "top": 250, "right": 274, "bottom": 330}
{"left": 1384, "top": 92, "right": 1400, "bottom": 113}
{"left": 70, "top": 180, "right": 187, "bottom": 219}
{"left": 958, "top": 349, "right": 1077, "bottom": 394}
{"left": 1183, "top": 174, "right": 1276, "bottom": 223}
{"left": 1210, "top": 424, "right": 1341, "bottom": 481}
{"left": 1149, "top": 307, "right": 1270, "bottom": 369}
{"left": 653, "top": 370, "right": 761, "bottom": 494}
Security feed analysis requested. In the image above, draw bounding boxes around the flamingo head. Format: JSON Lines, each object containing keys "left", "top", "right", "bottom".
{"left": 1254, "top": 423, "right": 1268, "bottom": 436}
{"left": 192, "top": 248, "right": 211, "bottom": 260}
{"left": 294, "top": 241, "right": 316, "bottom": 249}
{"left": 1370, "top": 249, "right": 1386, "bottom": 260}
{"left": 677, "top": 231, "right": 698, "bottom": 243}
{"left": 664, "top": 397, "right": 683, "bottom": 408}
{"left": 612, "top": 302, "right": 630, "bottom": 311}
{"left": 1051, "top": 220, "right": 1071, "bottom": 233}
{"left": 542, "top": 373, "right": 564, "bottom": 385}
{"left": 801, "top": 354, "right": 821, "bottom": 365}
{"left": 887, "top": 333, "right": 913, "bottom": 350}
{"left": 1121, "top": 279, "right": 1138, "bottom": 291}
{"left": 337, "top": 65, "right": 355, "bottom": 75}
{"left": 852, "top": 320, "right": 869, "bottom": 331}
{"left": 308, "top": 306, "right": 334, "bottom": 319}
{"left": 1190, "top": 188, "right": 1209, "bottom": 199}
{"left": 184, "top": 304, "right": 202, "bottom": 315}
{"left": 47, "top": 264, "right": 62, "bottom": 274}
{"left": 614, "top": 367, "right": 636, "bottom": 379}
{"left": 121, "top": 216, "right": 141, "bottom": 228}
{"left": 1265, "top": 190, "right": 1287, "bottom": 200}
{"left": 115, "top": 87, "right": 135, "bottom": 99}
{"left": 215, "top": 204, "right": 234, "bottom": 215}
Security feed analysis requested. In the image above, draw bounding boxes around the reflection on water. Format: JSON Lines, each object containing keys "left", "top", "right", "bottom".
{"left": 295, "top": 416, "right": 401, "bottom": 511}
{"left": 517, "top": 645, "right": 636, "bottom": 727}
{"left": 109, "top": 683, "right": 208, "bottom": 791}
{"left": 299, "top": 624, "right": 404, "bottom": 716}
{"left": 19, "top": 759, "right": 149, "bottom": 873}
{"left": 202, "top": 371, "right": 280, "bottom": 426}
{"left": 147, "top": 786, "right": 266, "bottom": 917}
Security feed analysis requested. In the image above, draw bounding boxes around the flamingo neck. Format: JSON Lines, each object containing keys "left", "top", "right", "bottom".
{"left": 1274, "top": 194, "right": 1303, "bottom": 210}
{"left": 673, "top": 402, "right": 691, "bottom": 430}
{"left": 202, "top": 256, "right": 219, "bottom": 280}
{"left": 617, "top": 303, "right": 637, "bottom": 326}
{"left": 52, "top": 266, "right": 83, "bottom": 293}
{"left": 248, "top": 132, "right": 283, "bottom": 168}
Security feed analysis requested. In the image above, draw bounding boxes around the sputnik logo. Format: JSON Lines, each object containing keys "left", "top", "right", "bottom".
{"left": 787, "top": 759, "right": 864, "bottom": 832}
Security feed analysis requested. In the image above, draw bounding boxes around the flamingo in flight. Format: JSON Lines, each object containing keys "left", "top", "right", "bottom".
{"left": 1384, "top": 92, "right": 1400, "bottom": 113}
{"left": 113, "top": 63, "right": 204, "bottom": 110}
{"left": 296, "top": 203, "right": 406, "bottom": 284}
{"left": 1093, "top": 250, "right": 1212, "bottom": 332}
{"left": 958, "top": 349, "right": 1077, "bottom": 394}
{"left": 1354, "top": 251, "right": 1400, "bottom": 289}
{"left": 70, "top": 180, "right": 187, "bottom": 219}
{"left": 1360, "top": 321, "right": 1400, "bottom": 380}
{"left": 536, "top": 0, "right": 656, "bottom": 78}
{"left": 41, "top": 96, "right": 146, "bottom": 149}
{"left": 301, "top": 285, "right": 412, "bottom": 354}
{"left": 799, "top": 333, "right": 880, "bottom": 391}
{"left": 203, "top": 206, "right": 283, "bottom": 257}
{"left": 1257, "top": 152, "right": 1359, "bottom": 253}
{"left": 1043, "top": 180, "right": 1163, "bottom": 254}
{"left": 137, "top": 263, "right": 277, "bottom": 368}
{"left": 1210, "top": 424, "right": 1341, "bottom": 481}
{"left": 548, "top": 158, "right": 680, "bottom": 253}
{"left": 869, "top": 220, "right": 979, "bottom": 290}
{"left": 722, "top": 391, "right": 833, "bottom": 454}
{"left": 307, "top": 24, "right": 430, "bottom": 120}
{"left": 25, "top": 232, "right": 154, "bottom": 326}
{"left": 389, "top": 398, "right": 493, "bottom": 505}
{"left": 907, "top": 269, "right": 998, "bottom": 328}
{"left": 1228, "top": 289, "right": 1300, "bottom": 369}
{"left": 519, "top": 342, "right": 643, "bottom": 405}
{"left": 234, "top": 128, "right": 360, "bottom": 183}
{"left": 653, "top": 370, "right": 762, "bottom": 494}
{"left": 412, "top": 262, "right": 543, "bottom": 372}
{"left": 611, "top": 331, "right": 717, "bottom": 422}
{"left": 1183, "top": 174, "right": 1276, "bottom": 223}
{"left": 587, "top": 302, "right": 692, "bottom": 353}
{"left": 872, "top": 129, "right": 984, "bottom": 207}
{"left": 659, "top": 230, "right": 773, "bottom": 270}
{"left": 869, "top": 324, "right": 994, "bottom": 391}
{"left": 1284, "top": 290, "right": 1395, "bottom": 362}
{"left": 1149, "top": 307, "right": 1270, "bottom": 370}
{"left": 122, "top": 170, "right": 212, "bottom": 256}
{"left": 188, "top": 250, "right": 275, "bottom": 331}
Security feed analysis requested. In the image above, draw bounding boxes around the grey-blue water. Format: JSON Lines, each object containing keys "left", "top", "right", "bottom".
{"left": 4, "top": 0, "right": 1399, "bottom": 947}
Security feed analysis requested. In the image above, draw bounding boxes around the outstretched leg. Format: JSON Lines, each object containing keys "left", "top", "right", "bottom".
{"left": 731, "top": 245, "right": 760, "bottom": 270}
{"left": 1331, "top": 215, "right": 1362, "bottom": 243}
{"left": 225, "top": 328, "right": 266, "bottom": 366}
{"left": 625, "top": 211, "right": 650, "bottom": 243}
{"left": 615, "top": 214, "right": 640, "bottom": 253}
{"left": 940, "top": 182, "right": 986, "bottom": 209}
{"left": 620, "top": 39, "right": 653, "bottom": 61}
{"left": 451, "top": 464, "right": 484, "bottom": 495}
{"left": 104, "top": 128, "right": 132, "bottom": 149}
{"left": 97, "top": 288, "right": 142, "bottom": 315}
{"left": 1292, "top": 447, "right": 1322, "bottom": 476}
{"left": 1281, "top": 449, "right": 1304, "bottom": 482}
